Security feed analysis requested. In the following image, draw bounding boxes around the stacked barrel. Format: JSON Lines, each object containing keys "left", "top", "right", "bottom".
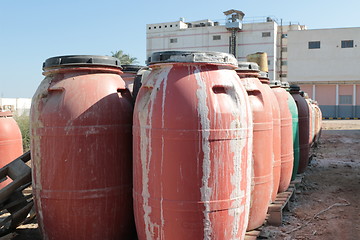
{"left": 30, "top": 51, "right": 322, "bottom": 239}
{"left": 31, "top": 55, "right": 136, "bottom": 239}
{"left": 0, "top": 111, "right": 23, "bottom": 188}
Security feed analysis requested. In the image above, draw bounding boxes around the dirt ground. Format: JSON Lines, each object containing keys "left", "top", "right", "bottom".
{"left": 262, "top": 120, "right": 360, "bottom": 240}
{"left": 2, "top": 120, "right": 360, "bottom": 240}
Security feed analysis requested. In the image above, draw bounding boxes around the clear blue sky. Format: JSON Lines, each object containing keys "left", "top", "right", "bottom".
{"left": 1, "top": 0, "right": 359, "bottom": 98}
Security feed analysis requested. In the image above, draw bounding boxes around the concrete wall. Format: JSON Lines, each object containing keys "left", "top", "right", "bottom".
{"left": 288, "top": 27, "right": 360, "bottom": 118}
{"left": 288, "top": 27, "right": 360, "bottom": 82}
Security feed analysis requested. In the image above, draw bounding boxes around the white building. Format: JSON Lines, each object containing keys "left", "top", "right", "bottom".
{"left": 0, "top": 98, "right": 32, "bottom": 116}
{"left": 146, "top": 10, "right": 305, "bottom": 81}
{"left": 288, "top": 27, "right": 360, "bottom": 118}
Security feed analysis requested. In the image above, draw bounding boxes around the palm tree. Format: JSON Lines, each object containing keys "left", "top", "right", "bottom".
{"left": 111, "top": 50, "right": 138, "bottom": 65}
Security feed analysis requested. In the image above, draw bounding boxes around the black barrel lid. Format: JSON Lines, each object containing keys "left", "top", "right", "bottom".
{"left": 121, "top": 65, "right": 145, "bottom": 73}
{"left": 289, "top": 84, "right": 300, "bottom": 91}
{"left": 43, "top": 55, "right": 122, "bottom": 70}
{"left": 237, "top": 62, "right": 259, "bottom": 71}
{"left": 148, "top": 51, "right": 238, "bottom": 66}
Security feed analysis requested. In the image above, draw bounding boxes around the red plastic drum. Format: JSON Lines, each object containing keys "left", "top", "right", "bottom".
{"left": 133, "top": 51, "right": 253, "bottom": 240}
{"left": 270, "top": 80, "right": 294, "bottom": 192}
{"left": 0, "top": 111, "right": 23, "bottom": 188}
{"left": 236, "top": 63, "right": 273, "bottom": 231}
{"left": 31, "top": 55, "right": 135, "bottom": 239}
{"left": 258, "top": 73, "right": 281, "bottom": 202}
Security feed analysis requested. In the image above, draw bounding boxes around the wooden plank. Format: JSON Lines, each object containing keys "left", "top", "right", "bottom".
{"left": 267, "top": 185, "right": 295, "bottom": 226}
{"left": 245, "top": 230, "right": 261, "bottom": 240}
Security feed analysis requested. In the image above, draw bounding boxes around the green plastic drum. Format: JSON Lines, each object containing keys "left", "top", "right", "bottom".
{"left": 283, "top": 83, "right": 300, "bottom": 180}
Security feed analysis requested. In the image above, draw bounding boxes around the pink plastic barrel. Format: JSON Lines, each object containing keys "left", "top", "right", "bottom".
{"left": 133, "top": 51, "right": 253, "bottom": 240}
{"left": 0, "top": 111, "right": 23, "bottom": 188}
{"left": 270, "top": 80, "right": 294, "bottom": 192}
{"left": 236, "top": 63, "right": 273, "bottom": 231}
{"left": 31, "top": 55, "right": 136, "bottom": 239}
{"left": 304, "top": 94, "right": 315, "bottom": 145}
{"left": 258, "top": 72, "right": 281, "bottom": 202}
{"left": 313, "top": 102, "right": 322, "bottom": 144}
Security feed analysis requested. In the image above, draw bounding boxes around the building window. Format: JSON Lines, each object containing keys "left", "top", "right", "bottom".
{"left": 213, "top": 35, "right": 221, "bottom": 40}
{"left": 281, "top": 60, "right": 288, "bottom": 66}
{"left": 267, "top": 60, "right": 271, "bottom": 65}
{"left": 341, "top": 40, "right": 354, "bottom": 48}
{"left": 148, "top": 27, "right": 151, "bottom": 30}
{"left": 282, "top": 47, "right": 287, "bottom": 52}
{"left": 308, "top": 41, "right": 320, "bottom": 49}
{"left": 170, "top": 38, "right": 178, "bottom": 43}
{"left": 280, "top": 74, "right": 287, "bottom": 78}
{"left": 170, "top": 25, "right": 173, "bottom": 27}
{"left": 281, "top": 34, "right": 288, "bottom": 38}
{"left": 262, "top": 32, "right": 271, "bottom": 37}
{"left": 339, "top": 95, "right": 352, "bottom": 104}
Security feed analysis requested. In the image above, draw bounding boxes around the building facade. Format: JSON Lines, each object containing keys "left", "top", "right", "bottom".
{"left": 146, "top": 11, "right": 360, "bottom": 118}
{"left": 146, "top": 13, "right": 304, "bottom": 81}
{"left": 288, "top": 27, "right": 360, "bottom": 118}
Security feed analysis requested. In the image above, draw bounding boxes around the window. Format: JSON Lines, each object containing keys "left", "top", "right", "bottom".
{"left": 282, "top": 47, "right": 287, "bottom": 52}
{"left": 308, "top": 41, "right": 320, "bottom": 49}
{"left": 339, "top": 95, "right": 352, "bottom": 104}
{"left": 341, "top": 40, "right": 354, "bottom": 48}
{"left": 267, "top": 60, "right": 271, "bottom": 65}
{"left": 148, "top": 27, "right": 151, "bottom": 30}
{"left": 213, "top": 35, "right": 221, "bottom": 40}
{"left": 262, "top": 32, "right": 271, "bottom": 37}
{"left": 281, "top": 33, "right": 288, "bottom": 38}
{"left": 281, "top": 60, "right": 287, "bottom": 66}
{"left": 280, "top": 73, "right": 287, "bottom": 78}
{"left": 170, "top": 38, "right": 178, "bottom": 43}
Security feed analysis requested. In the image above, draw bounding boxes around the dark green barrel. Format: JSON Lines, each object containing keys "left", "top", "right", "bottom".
{"left": 283, "top": 82, "right": 300, "bottom": 180}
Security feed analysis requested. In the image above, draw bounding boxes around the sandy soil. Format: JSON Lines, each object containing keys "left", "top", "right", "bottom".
{"left": 2, "top": 120, "right": 360, "bottom": 240}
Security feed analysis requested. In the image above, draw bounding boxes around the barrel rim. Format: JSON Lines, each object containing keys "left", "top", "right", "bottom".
{"left": 43, "top": 55, "right": 122, "bottom": 70}
{"left": 121, "top": 65, "right": 145, "bottom": 73}
{"left": 148, "top": 50, "right": 238, "bottom": 66}
{"left": 289, "top": 84, "right": 301, "bottom": 92}
{"left": 0, "top": 111, "right": 13, "bottom": 117}
{"left": 236, "top": 61, "right": 260, "bottom": 71}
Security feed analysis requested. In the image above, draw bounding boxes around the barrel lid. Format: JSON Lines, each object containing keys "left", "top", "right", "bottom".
{"left": 0, "top": 111, "right": 13, "bottom": 117}
{"left": 289, "top": 84, "right": 300, "bottom": 91}
{"left": 258, "top": 71, "right": 269, "bottom": 79}
{"left": 148, "top": 51, "right": 238, "bottom": 66}
{"left": 269, "top": 79, "right": 281, "bottom": 87}
{"left": 121, "top": 65, "right": 145, "bottom": 73}
{"left": 43, "top": 55, "right": 122, "bottom": 70}
{"left": 237, "top": 62, "right": 259, "bottom": 71}
{"left": 281, "top": 81, "right": 290, "bottom": 88}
